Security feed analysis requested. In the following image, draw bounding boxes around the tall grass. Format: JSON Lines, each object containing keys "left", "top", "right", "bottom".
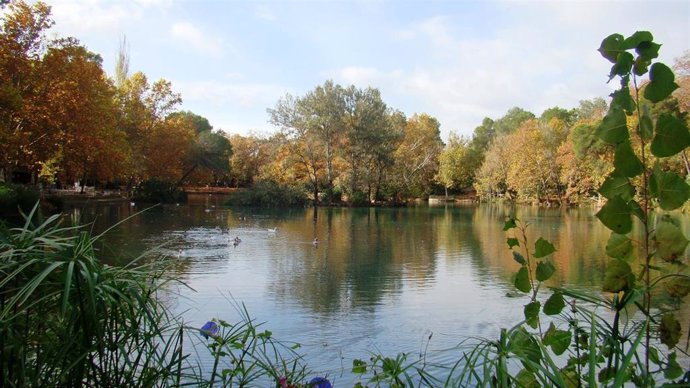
{"left": 0, "top": 204, "right": 189, "bottom": 386}
{"left": 0, "top": 204, "right": 315, "bottom": 387}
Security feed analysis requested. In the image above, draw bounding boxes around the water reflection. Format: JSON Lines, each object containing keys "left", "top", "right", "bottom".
{"left": 65, "top": 200, "right": 688, "bottom": 383}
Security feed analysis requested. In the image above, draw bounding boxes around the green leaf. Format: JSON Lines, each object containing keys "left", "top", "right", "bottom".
{"left": 654, "top": 221, "right": 689, "bottom": 262}
{"left": 651, "top": 114, "right": 690, "bottom": 157}
{"left": 508, "top": 327, "right": 542, "bottom": 364}
{"left": 352, "top": 359, "right": 367, "bottom": 374}
{"left": 613, "top": 140, "right": 643, "bottom": 177}
{"left": 596, "top": 196, "right": 632, "bottom": 234}
{"left": 638, "top": 107, "right": 653, "bottom": 140}
{"left": 664, "top": 352, "right": 683, "bottom": 380}
{"left": 507, "top": 237, "right": 520, "bottom": 249}
{"left": 602, "top": 259, "right": 634, "bottom": 293}
{"left": 513, "top": 251, "right": 526, "bottom": 265}
{"left": 605, "top": 233, "right": 633, "bottom": 260}
{"left": 636, "top": 40, "right": 661, "bottom": 62}
{"left": 596, "top": 107, "right": 628, "bottom": 144}
{"left": 659, "top": 313, "right": 681, "bottom": 349}
{"left": 543, "top": 322, "right": 572, "bottom": 356}
{"left": 610, "top": 87, "right": 635, "bottom": 114}
{"left": 628, "top": 199, "right": 645, "bottom": 221}
{"left": 599, "top": 175, "right": 634, "bottom": 201}
{"left": 649, "top": 347, "right": 661, "bottom": 365}
{"left": 598, "top": 33, "right": 625, "bottom": 63}
{"left": 503, "top": 217, "right": 517, "bottom": 231}
{"left": 543, "top": 292, "right": 566, "bottom": 316}
{"left": 623, "top": 31, "right": 653, "bottom": 49}
{"left": 650, "top": 168, "right": 690, "bottom": 210}
{"left": 536, "top": 260, "right": 556, "bottom": 282}
{"left": 644, "top": 62, "right": 679, "bottom": 103}
{"left": 633, "top": 56, "right": 649, "bottom": 77}
{"left": 515, "top": 267, "right": 531, "bottom": 293}
{"left": 608, "top": 52, "right": 634, "bottom": 81}
{"left": 524, "top": 301, "right": 541, "bottom": 329}
{"left": 534, "top": 237, "right": 556, "bottom": 258}
{"left": 515, "top": 369, "right": 539, "bottom": 388}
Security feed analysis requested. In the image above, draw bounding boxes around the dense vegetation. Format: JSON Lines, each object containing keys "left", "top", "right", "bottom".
{"left": 4, "top": 1, "right": 688, "bottom": 207}
{"left": 0, "top": 1, "right": 232, "bottom": 192}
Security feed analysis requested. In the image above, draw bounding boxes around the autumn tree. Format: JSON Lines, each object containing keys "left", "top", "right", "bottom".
{"left": 228, "top": 134, "right": 270, "bottom": 187}
{"left": 115, "top": 71, "right": 183, "bottom": 183}
{"left": 555, "top": 98, "right": 611, "bottom": 203}
{"left": 436, "top": 132, "right": 476, "bottom": 196}
{"left": 388, "top": 113, "right": 444, "bottom": 200}
{"left": 474, "top": 134, "right": 511, "bottom": 198}
{"left": 503, "top": 119, "right": 556, "bottom": 200}
{"left": 0, "top": 0, "right": 53, "bottom": 181}
{"left": 39, "top": 39, "right": 127, "bottom": 187}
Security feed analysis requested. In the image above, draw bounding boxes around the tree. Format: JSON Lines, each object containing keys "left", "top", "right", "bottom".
{"left": 436, "top": 132, "right": 476, "bottom": 196}
{"left": 493, "top": 107, "right": 535, "bottom": 136}
{"left": 269, "top": 94, "right": 323, "bottom": 202}
{"left": 115, "top": 71, "right": 182, "bottom": 183}
{"left": 341, "top": 85, "right": 390, "bottom": 200}
{"left": 389, "top": 113, "right": 444, "bottom": 200}
{"left": 0, "top": 0, "right": 54, "bottom": 181}
{"left": 39, "top": 39, "right": 127, "bottom": 187}
{"left": 168, "top": 112, "right": 232, "bottom": 186}
{"left": 672, "top": 50, "right": 689, "bottom": 114}
{"left": 474, "top": 134, "right": 511, "bottom": 198}
{"left": 504, "top": 119, "right": 555, "bottom": 200}
{"left": 228, "top": 134, "right": 269, "bottom": 187}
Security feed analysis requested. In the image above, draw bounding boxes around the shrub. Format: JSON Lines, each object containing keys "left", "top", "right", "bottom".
{"left": 0, "top": 183, "right": 39, "bottom": 217}
{"left": 133, "top": 179, "right": 187, "bottom": 204}
{"left": 225, "top": 180, "right": 308, "bottom": 207}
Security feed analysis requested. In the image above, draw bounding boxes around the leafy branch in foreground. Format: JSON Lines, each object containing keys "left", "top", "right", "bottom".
{"left": 455, "top": 31, "right": 690, "bottom": 388}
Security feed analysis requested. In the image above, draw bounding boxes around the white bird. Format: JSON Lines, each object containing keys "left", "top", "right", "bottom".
{"left": 267, "top": 227, "right": 277, "bottom": 233}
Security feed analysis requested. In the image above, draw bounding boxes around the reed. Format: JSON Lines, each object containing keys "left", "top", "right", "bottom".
{"left": 0, "top": 203, "right": 189, "bottom": 387}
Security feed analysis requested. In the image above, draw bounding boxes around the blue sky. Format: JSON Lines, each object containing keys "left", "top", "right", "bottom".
{"left": 35, "top": 0, "right": 690, "bottom": 140}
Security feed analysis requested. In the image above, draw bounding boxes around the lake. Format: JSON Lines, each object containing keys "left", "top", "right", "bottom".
{"left": 67, "top": 195, "right": 690, "bottom": 385}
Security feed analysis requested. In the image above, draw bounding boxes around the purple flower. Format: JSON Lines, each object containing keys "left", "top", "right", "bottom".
{"left": 200, "top": 321, "right": 219, "bottom": 339}
{"left": 309, "top": 377, "right": 332, "bottom": 388}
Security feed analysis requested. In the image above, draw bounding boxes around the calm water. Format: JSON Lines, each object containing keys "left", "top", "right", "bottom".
{"left": 68, "top": 195, "right": 689, "bottom": 384}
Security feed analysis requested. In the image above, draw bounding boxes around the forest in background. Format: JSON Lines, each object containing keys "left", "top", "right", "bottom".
{"left": 2, "top": 1, "right": 689, "bottom": 205}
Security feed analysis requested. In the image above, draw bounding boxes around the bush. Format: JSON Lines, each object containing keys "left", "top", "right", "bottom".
{"left": 349, "top": 190, "right": 369, "bottom": 207}
{"left": 133, "top": 179, "right": 187, "bottom": 204}
{"left": 225, "top": 180, "right": 308, "bottom": 207}
{"left": 0, "top": 183, "right": 39, "bottom": 217}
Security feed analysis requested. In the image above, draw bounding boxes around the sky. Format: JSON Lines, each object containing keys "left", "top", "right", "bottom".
{"left": 27, "top": 0, "right": 690, "bottom": 141}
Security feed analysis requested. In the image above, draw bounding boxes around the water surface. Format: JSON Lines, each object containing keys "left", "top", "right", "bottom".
{"left": 69, "top": 196, "right": 689, "bottom": 384}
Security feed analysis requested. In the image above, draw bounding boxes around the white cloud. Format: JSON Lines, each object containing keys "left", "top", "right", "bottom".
{"left": 175, "top": 80, "right": 283, "bottom": 108}
{"left": 49, "top": 1, "right": 136, "bottom": 33}
{"left": 254, "top": 5, "right": 277, "bottom": 22}
{"left": 170, "top": 21, "right": 223, "bottom": 57}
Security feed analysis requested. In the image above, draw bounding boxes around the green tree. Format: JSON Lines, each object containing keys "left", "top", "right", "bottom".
{"left": 341, "top": 85, "right": 390, "bottom": 201}
{"left": 493, "top": 106, "right": 535, "bottom": 136}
